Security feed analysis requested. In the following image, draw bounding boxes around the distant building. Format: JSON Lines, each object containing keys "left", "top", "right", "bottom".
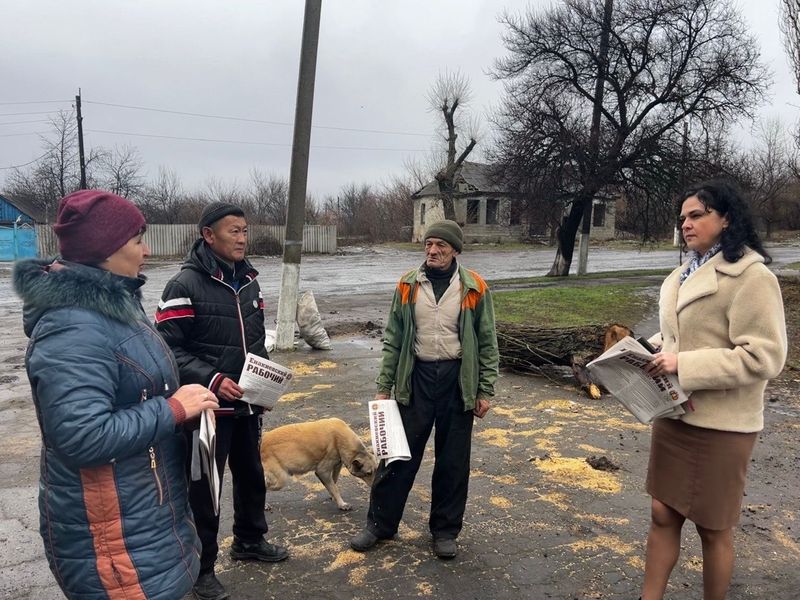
{"left": 410, "top": 162, "right": 617, "bottom": 243}
{"left": 0, "top": 194, "right": 42, "bottom": 259}
{"left": 410, "top": 162, "right": 524, "bottom": 243}
{"left": 587, "top": 197, "right": 617, "bottom": 241}
{"left": 0, "top": 193, "right": 45, "bottom": 225}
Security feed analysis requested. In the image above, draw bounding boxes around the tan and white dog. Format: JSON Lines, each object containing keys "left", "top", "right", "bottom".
{"left": 260, "top": 418, "right": 378, "bottom": 511}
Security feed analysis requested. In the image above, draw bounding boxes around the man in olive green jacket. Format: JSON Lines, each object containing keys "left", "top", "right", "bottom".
{"left": 350, "top": 220, "right": 499, "bottom": 559}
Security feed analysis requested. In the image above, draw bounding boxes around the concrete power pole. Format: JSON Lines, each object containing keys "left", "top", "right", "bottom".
{"left": 275, "top": 0, "right": 322, "bottom": 350}
{"left": 75, "top": 89, "right": 87, "bottom": 190}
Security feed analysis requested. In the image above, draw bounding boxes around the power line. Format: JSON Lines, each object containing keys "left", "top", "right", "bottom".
{"left": 0, "top": 110, "right": 69, "bottom": 117}
{"left": 87, "top": 128, "right": 426, "bottom": 152}
{"left": 0, "top": 100, "right": 70, "bottom": 106}
{"left": 0, "top": 131, "right": 45, "bottom": 137}
{"left": 0, "top": 119, "right": 50, "bottom": 126}
{"left": 0, "top": 150, "right": 51, "bottom": 170}
{"left": 83, "top": 100, "right": 431, "bottom": 137}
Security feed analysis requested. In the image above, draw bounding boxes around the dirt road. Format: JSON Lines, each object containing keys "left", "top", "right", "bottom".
{"left": 0, "top": 254, "right": 797, "bottom": 599}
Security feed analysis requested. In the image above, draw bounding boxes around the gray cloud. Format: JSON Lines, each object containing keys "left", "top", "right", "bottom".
{"left": 1, "top": 0, "right": 796, "bottom": 198}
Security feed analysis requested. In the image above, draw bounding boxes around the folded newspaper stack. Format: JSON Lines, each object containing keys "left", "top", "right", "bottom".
{"left": 198, "top": 410, "right": 221, "bottom": 515}
{"left": 368, "top": 399, "right": 411, "bottom": 464}
{"left": 587, "top": 336, "right": 687, "bottom": 424}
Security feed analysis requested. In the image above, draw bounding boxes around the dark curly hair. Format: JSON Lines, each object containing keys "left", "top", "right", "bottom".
{"left": 679, "top": 179, "right": 771, "bottom": 264}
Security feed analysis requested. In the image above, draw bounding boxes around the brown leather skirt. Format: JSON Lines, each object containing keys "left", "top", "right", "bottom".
{"left": 646, "top": 418, "right": 757, "bottom": 530}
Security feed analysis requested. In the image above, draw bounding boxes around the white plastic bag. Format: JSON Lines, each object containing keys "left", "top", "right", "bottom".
{"left": 264, "top": 329, "right": 277, "bottom": 353}
{"left": 296, "top": 290, "right": 332, "bottom": 350}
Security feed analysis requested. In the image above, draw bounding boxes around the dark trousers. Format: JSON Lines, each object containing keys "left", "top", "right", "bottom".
{"left": 366, "top": 359, "right": 474, "bottom": 540}
{"left": 186, "top": 413, "right": 268, "bottom": 573}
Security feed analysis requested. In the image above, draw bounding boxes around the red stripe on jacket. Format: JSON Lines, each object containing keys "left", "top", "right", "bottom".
{"left": 155, "top": 307, "right": 195, "bottom": 323}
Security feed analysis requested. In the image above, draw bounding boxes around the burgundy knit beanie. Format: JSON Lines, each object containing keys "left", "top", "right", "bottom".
{"left": 53, "top": 190, "right": 146, "bottom": 264}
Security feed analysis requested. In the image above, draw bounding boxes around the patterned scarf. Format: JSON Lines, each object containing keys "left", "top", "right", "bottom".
{"left": 680, "top": 243, "right": 722, "bottom": 285}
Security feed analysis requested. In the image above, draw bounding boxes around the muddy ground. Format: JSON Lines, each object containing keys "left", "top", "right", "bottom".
{"left": 0, "top": 258, "right": 797, "bottom": 599}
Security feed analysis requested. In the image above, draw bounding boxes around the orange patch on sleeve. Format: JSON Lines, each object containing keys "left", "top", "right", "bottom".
{"left": 399, "top": 282, "right": 418, "bottom": 305}
{"left": 461, "top": 271, "right": 488, "bottom": 310}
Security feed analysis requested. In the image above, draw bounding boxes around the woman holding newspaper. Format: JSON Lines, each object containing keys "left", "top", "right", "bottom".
{"left": 14, "top": 190, "right": 218, "bottom": 600}
{"left": 640, "top": 179, "right": 787, "bottom": 600}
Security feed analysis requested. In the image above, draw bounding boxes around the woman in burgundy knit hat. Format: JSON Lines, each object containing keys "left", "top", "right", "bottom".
{"left": 13, "top": 190, "right": 219, "bottom": 600}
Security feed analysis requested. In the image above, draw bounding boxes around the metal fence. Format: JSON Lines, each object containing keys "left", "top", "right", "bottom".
{"left": 35, "top": 224, "right": 337, "bottom": 257}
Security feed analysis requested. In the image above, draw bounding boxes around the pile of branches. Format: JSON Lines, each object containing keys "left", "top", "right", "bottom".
{"left": 496, "top": 322, "right": 612, "bottom": 373}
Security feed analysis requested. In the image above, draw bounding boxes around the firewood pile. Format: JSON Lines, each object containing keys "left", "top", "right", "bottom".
{"left": 496, "top": 322, "right": 633, "bottom": 398}
{"left": 496, "top": 322, "right": 611, "bottom": 371}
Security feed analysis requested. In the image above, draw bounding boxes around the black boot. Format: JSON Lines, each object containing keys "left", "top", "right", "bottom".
{"left": 433, "top": 537, "right": 457, "bottom": 559}
{"left": 350, "top": 529, "right": 380, "bottom": 552}
{"left": 230, "top": 537, "right": 289, "bottom": 562}
{"left": 192, "top": 570, "right": 229, "bottom": 600}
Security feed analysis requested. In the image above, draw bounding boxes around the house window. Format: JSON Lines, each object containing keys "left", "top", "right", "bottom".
{"left": 592, "top": 203, "right": 606, "bottom": 228}
{"left": 466, "top": 199, "right": 480, "bottom": 224}
{"left": 510, "top": 200, "right": 521, "bottom": 225}
{"left": 486, "top": 199, "right": 499, "bottom": 225}
{"left": 420, "top": 203, "right": 426, "bottom": 224}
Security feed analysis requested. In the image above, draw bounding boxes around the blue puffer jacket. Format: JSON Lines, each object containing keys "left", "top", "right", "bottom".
{"left": 13, "top": 259, "right": 200, "bottom": 600}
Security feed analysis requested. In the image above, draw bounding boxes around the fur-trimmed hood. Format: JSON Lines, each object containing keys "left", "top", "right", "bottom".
{"left": 13, "top": 258, "right": 146, "bottom": 338}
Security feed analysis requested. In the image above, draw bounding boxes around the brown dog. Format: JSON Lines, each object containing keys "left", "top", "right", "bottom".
{"left": 260, "top": 418, "right": 377, "bottom": 511}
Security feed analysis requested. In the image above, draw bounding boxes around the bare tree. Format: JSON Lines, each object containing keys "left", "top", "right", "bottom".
{"left": 780, "top": 0, "right": 800, "bottom": 95}
{"left": 403, "top": 150, "right": 444, "bottom": 190}
{"left": 248, "top": 169, "right": 289, "bottom": 224}
{"left": 3, "top": 110, "right": 104, "bottom": 222}
{"left": 615, "top": 119, "right": 746, "bottom": 241}
{"left": 141, "top": 167, "right": 185, "bottom": 223}
{"left": 39, "top": 110, "right": 80, "bottom": 200}
{"left": 303, "top": 193, "right": 321, "bottom": 224}
{"left": 4, "top": 168, "right": 61, "bottom": 223}
{"left": 202, "top": 178, "right": 245, "bottom": 206}
{"left": 428, "top": 71, "right": 479, "bottom": 221}
{"left": 741, "top": 118, "right": 793, "bottom": 238}
{"left": 322, "top": 177, "right": 415, "bottom": 243}
{"left": 492, "top": 0, "right": 770, "bottom": 275}
{"left": 97, "top": 145, "right": 145, "bottom": 200}
{"left": 372, "top": 176, "right": 416, "bottom": 241}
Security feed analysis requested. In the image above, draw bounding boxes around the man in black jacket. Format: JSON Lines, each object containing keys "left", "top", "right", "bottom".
{"left": 156, "top": 203, "right": 288, "bottom": 600}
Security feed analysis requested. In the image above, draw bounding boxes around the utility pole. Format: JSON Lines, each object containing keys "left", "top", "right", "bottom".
{"left": 75, "top": 89, "right": 87, "bottom": 189}
{"left": 577, "top": 0, "right": 613, "bottom": 275}
{"left": 676, "top": 118, "right": 689, "bottom": 264}
{"left": 275, "top": 0, "right": 322, "bottom": 350}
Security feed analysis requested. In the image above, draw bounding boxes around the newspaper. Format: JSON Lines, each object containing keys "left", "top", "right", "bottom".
{"left": 587, "top": 336, "right": 687, "bottom": 424}
{"left": 368, "top": 399, "right": 412, "bottom": 464}
{"left": 237, "top": 353, "right": 294, "bottom": 409}
{"left": 199, "top": 409, "right": 221, "bottom": 515}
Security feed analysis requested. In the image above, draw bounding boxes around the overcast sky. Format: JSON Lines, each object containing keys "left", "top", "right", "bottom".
{"left": 1, "top": 0, "right": 797, "bottom": 200}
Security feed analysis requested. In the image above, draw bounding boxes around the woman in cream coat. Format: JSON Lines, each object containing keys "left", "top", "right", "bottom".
{"left": 641, "top": 179, "right": 787, "bottom": 600}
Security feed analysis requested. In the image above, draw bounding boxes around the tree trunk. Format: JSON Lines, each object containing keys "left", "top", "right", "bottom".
{"left": 547, "top": 196, "right": 588, "bottom": 276}
{"left": 441, "top": 189, "right": 456, "bottom": 221}
{"left": 576, "top": 199, "right": 593, "bottom": 275}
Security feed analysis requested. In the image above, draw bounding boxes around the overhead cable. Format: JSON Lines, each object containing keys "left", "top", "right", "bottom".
{"left": 84, "top": 100, "right": 431, "bottom": 137}
{"left": 87, "top": 128, "right": 426, "bottom": 152}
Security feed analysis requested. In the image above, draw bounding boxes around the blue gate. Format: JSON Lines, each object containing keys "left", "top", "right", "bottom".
{"left": 0, "top": 222, "right": 38, "bottom": 260}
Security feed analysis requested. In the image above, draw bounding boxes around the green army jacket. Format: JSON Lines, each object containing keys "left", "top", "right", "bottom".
{"left": 376, "top": 263, "right": 499, "bottom": 410}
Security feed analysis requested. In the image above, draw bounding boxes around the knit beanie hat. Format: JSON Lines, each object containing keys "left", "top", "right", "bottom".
{"left": 424, "top": 220, "right": 463, "bottom": 252}
{"left": 53, "top": 189, "right": 146, "bottom": 264}
{"left": 198, "top": 202, "right": 245, "bottom": 231}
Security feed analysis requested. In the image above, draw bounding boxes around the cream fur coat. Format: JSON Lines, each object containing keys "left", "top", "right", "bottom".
{"left": 654, "top": 248, "right": 787, "bottom": 432}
